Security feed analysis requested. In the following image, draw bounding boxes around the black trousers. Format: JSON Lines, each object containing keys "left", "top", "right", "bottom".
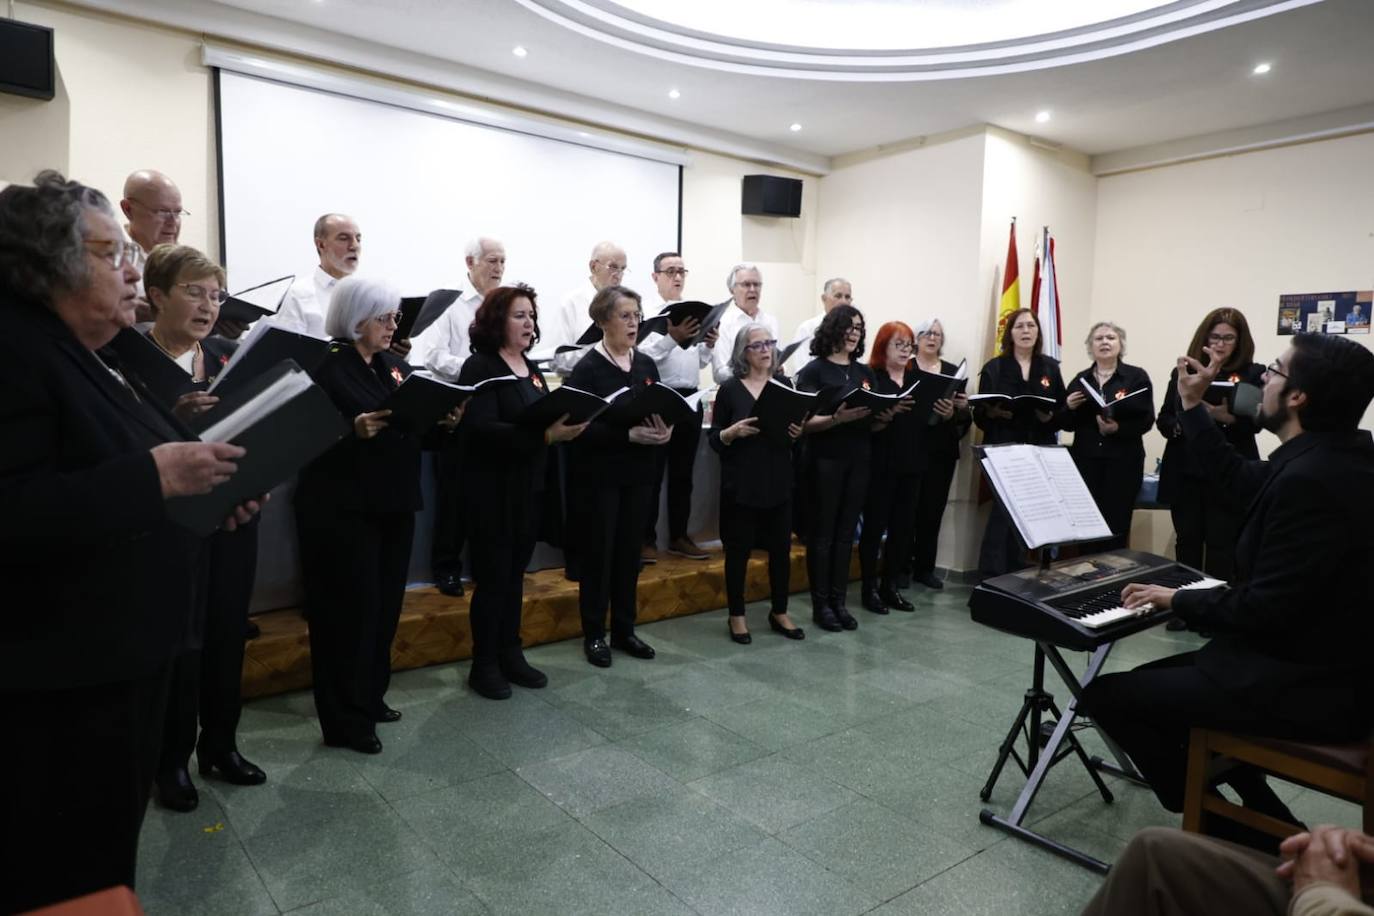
{"left": 910, "top": 456, "right": 957, "bottom": 578}
{"left": 300, "top": 507, "right": 413, "bottom": 742}
{"left": 644, "top": 400, "right": 701, "bottom": 544}
{"left": 858, "top": 469, "right": 918, "bottom": 586}
{"left": 804, "top": 454, "right": 869, "bottom": 607}
{"left": 2, "top": 665, "right": 170, "bottom": 914}
{"left": 720, "top": 495, "right": 792, "bottom": 617}
{"left": 431, "top": 432, "right": 466, "bottom": 578}
{"left": 1077, "top": 454, "right": 1143, "bottom": 552}
{"left": 1170, "top": 474, "right": 1241, "bottom": 579}
{"left": 576, "top": 481, "right": 653, "bottom": 641}
{"left": 159, "top": 523, "right": 258, "bottom": 774}
{"left": 468, "top": 500, "right": 539, "bottom": 661}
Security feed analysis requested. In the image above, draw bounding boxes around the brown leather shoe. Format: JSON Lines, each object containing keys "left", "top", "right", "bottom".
{"left": 667, "top": 536, "right": 709, "bottom": 560}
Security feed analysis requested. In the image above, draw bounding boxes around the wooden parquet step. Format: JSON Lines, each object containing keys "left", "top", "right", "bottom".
{"left": 242, "top": 544, "right": 858, "bottom": 699}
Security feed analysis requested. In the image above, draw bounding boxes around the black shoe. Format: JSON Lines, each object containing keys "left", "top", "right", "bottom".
{"left": 611, "top": 634, "right": 656, "bottom": 659}
{"left": 155, "top": 768, "right": 199, "bottom": 812}
{"left": 812, "top": 605, "right": 842, "bottom": 632}
{"left": 244, "top": 620, "right": 261, "bottom": 640}
{"left": 376, "top": 705, "right": 403, "bottom": 723}
{"left": 879, "top": 585, "right": 915, "bottom": 612}
{"left": 861, "top": 586, "right": 889, "bottom": 615}
{"left": 915, "top": 573, "right": 943, "bottom": 590}
{"left": 499, "top": 650, "right": 548, "bottom": 689}
{"left": 728, "top": 620, "right": 752, "bottom": 645}
{"left": 324, "top": 733, "right": 383, "bottom": 755}
{"left": 584, "top": 638, "right": 612, "bottom": 668}
{"left": 1166, "top": 618, "right": 1188, "bottom": 631}
{"left": 468, "top": 659, "right": 513, "bottom": 700}
{"left": 436, "top": 572, "right": 465, "bottom": 597}
{"left": 768, "top": 613, "right": 805, "bottom": 640}
{"left": 197, "top": 750, "right": 267, "bottom": 786}
{"left": 834, "top": 606, "right": 859, "bottom": 630}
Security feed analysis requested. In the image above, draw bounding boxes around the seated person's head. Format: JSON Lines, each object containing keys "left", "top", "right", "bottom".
{"left": 1266, "top": 333, "right": 1374, "bottom": 433}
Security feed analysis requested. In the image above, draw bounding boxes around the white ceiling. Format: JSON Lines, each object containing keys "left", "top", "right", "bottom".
{"left": 137, "top": 0, "right": 1374, "bottom": 161}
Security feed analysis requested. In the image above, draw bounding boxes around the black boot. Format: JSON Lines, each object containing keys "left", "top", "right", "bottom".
{"left": 468, "top": 658, "right": 512, "bottom": 700}
{"left": 155, "top": 768, "right": 199, "bottom": 812}
{"left": 811, "top": 593, "right": 841, "bottom": 631}
{"left": 498, "top": 647, "right": 548, "bottom": 689}
{"left": 861, "top": 582, "right": 889, "bottom": 615}
{"left": 879, "top": 582, "right": 914, "bottom": 612}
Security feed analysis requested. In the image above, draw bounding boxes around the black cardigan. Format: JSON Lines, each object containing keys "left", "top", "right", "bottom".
{"left": 974, "top": 353, "right": 1065, "bottom": 446}
{"left": 565, "top": 346, "right": 662, "bottom": 487}
{"left": 709, "top": 376, "right": 794, "bottom": 508}
{"left": 1062, "top": 362, "right": 1155, "bottom": 462}
{"left": 795, "top": 357, "right": 878, "bottom": 462}
{"left": 458, "top": 351, "right": 551, "bottom": 534}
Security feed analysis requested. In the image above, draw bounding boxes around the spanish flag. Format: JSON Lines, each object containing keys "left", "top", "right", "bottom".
{"left": 993, "top": 218, "right": 1021, "bottom": 355}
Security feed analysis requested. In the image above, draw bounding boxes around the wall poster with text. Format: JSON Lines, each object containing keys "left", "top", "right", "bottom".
{"left": 1277, "top": 290, "right": 1372, "bottom": 336}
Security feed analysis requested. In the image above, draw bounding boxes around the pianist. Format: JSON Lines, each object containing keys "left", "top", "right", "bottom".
{"left": 1080, "top": 333, "right": 1374, "bottom": 847}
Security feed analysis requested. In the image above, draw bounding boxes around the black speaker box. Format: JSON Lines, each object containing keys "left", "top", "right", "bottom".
{"left": 742, "top": 174, "right": 802, "bottom": 218}
{"left": 0, "top": 19, "right": 55, "bottom": 101}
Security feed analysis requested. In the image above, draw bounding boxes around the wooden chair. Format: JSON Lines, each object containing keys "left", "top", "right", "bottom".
{"left": 1182, "top": 728, "right": 1373, "bottom": 840}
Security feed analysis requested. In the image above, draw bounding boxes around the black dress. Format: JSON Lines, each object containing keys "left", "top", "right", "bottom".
{"left": 1062, "top": 362, "right": 1155, "bottom": 552}
{"left": 709, "top": 376, "right": 794, "bottom": 617}
{"left": 565, "top": 345, "right": 662, "bottom": 643}
{"left": 458, "top": 351, "right": 550, "bottom": 663}
{"left": 795, "top": 357, "right": 877, "bottom": 617}
{"left": 858, "top": 367, "right": 921, "bottom": 591}
{"left": 909, "top": 358, "right": 972, "bottom": 581}
{"left": 973, "top": 353, "right": 1065, "bottom": 575}
{"left": 1156, "top": 362, "right": 1265, "bottom": 579}
{"left": 296, "top": 341, "right": 420, "bottom": 744}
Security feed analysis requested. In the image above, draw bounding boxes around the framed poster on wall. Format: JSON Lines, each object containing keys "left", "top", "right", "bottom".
{"left": 1277, "top": 290, "right": 1371, "bottom": 336}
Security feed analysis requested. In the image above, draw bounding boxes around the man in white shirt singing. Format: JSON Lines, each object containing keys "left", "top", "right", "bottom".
{"left": 549, "top": 240, "right": 627, "bottom": 376}
{"left": 787, "top": 277, "right": 852, "bottom": 375}
{"left": 274, "top": 213, "right": 362, "bottom": 340}
{"left": 638, "top": 252, "right": 718, "bottom": 562}
{"left": 711, "top": 263, "right": 780, "bottom": 384}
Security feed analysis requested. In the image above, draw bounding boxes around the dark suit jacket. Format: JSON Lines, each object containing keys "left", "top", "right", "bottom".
{"left": 1172, "top": 403, "right": 1374, "bottom": 737}
{"left": 0, "top": 301, "right": 200, "bottom": 691}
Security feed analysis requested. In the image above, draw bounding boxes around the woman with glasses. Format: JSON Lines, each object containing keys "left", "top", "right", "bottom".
{"left": 1062, "top": 322, "right": 1155, "bottom": 552}
{"left": 296, "top": 277, "right": 456, "bottom": 754}
{"left": 906, "top": 319, "right": 971, "bottom": 590}
{"left": 857, "top": 321, "right": 922, "bottom": 614}
{"left": 136, "top": 244, "right": 266, "bottom": 810}
{"left": 458, "top": 285, "right": 588, "bottom": 698}
{"left": 1157, "top": 308, "right": 1264, "bottom": 587}
{"left": 974, "top": 308, "right": 1066, "bottom": 577}
{"left": 710, "top": 324, "right": 806, "bottom": 644}
{"left": 565, "top": 285, "right": 672, "bottom": 668}
{"left": 796, "top": 305, "right": 877, "bottom": 631}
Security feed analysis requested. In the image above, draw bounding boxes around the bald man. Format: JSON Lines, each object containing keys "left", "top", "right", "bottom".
{"left": 274, "top": 213, "right": 362, "bottom": 338}
{"left": 549, "top": 241, "right": 628, "bottom": 377}
{"left": 120, "top": 170, "right": 185, "bottom": 323}
{"left": 787, "top": 277, "right": 852, "bottom": 375}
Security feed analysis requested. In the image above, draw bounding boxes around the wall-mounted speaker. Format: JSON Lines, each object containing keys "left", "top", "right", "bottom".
{"left": 0, "top": 20, "right": 55, "bottom": 101}
{"left": 742, "top": 174, "right": 802, "bottom": 218}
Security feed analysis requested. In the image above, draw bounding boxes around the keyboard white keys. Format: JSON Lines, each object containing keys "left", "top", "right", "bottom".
{"left": 1080, "top": 576, "right": 1226, "bottom": 629}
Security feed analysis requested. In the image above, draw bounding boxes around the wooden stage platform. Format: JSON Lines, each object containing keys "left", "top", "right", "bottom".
{"left": 243, "top": 545, "right": 853, "bottom": 699}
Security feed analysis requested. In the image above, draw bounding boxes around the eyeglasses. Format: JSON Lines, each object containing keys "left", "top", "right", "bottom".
{"left": 84, "top": 238, "right": 141, "bottom": 269}
{"left": 175, "top": 282, "right": 228, "bottom": 304}
{"left": 1265, "top": 359, "right": 1288, "bottom": 380}
{"left": 597, "top": 261, "right": 628, "bottom": 274}
{"left": 744, "top": 339, "right": 777, "bottom": 352}
{"left": 919, "top": 330, "right": 944, "bottom": 339}
{"left": 128, "top": 198, "right": 189, "bottom": 221}
{"left": 658, "top": 267, "right": 688, "bottom": 277}
{"left": 844, "top": 325, "right": 865, "bottom": 336}
{"left": 890, "top": 339, "right": 914, "bottom": 351}
{"left": 614, "top": 311, "right": 643, "bottom": 325}
{"left": 735, "top": 281, "right": 762, "bottom": 290}
{"left": 372, "top": 311, "right": 402, "bottom": 326}
{"left": 1208, "top": 333, "right": 1238, "bottom": 344}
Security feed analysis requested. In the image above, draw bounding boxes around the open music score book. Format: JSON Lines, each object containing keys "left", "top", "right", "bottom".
{"left": 515, "top": 384, "right": 630, "bottom": 428}
{"left": 913, "top": 359, "right": 969, "bottom": 425}
{"left": 777, "top": 331, "right": 812, "bottom": 368}
{"left": 639, "top": 300, "right": 716, "bottom": 344}
{"left": 606, "top": 382, "right": 704, "bottom": 427}
{"left": 208, "top": 323, "right": 329, "bottom": 396}
{"left": 169, "top": 360, "right": 348, "bottom": 536}
{"left": 1206, "top": 379, "right": 1262, "bottom": 419}
{"left": 690, "top": 299, "right": 733, "bottom": 346}
{"left": 1077, "top": 377, "right": 1150, "bottom": 417}
{"left": 750, "top": 378, "right": 818, "bottom": 443}
{"left": 980, "top": 444, "right": 1114, "bottom": 549}
{"left": 398, "top": 289, "right": 462, "bottom": 341}
{"left": 840, "top": 380, "right": 919, "bottom": 412}
{"left": 218, "top": 274, "right": 294, "bottom": 324}
{"left": 381, "top": 371, "right": 516, "bottom": 434}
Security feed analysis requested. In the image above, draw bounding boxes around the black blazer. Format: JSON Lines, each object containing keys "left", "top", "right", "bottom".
{"left": 974, "top": 353, "right": 1065, "bottom": 446}
{"left": 1171, "top": 404, "right": 1374, "bottom": 737}
{"left": 1157, "top": 362, "right": 1264, "bottom": 500}
{"left": 709, "top": 376, "right": 794, "bottom": 509}
{"left": 1063, "top": 362, "right": 1155, "bottom": 462}
{"left": 0, "top": 301, "right": 200, "bottom": 691}
{"left": 795, "top": 357, "right": 878, "bottom": 462}
{"left": 565, "top": 346, "right": 662, "bottom": 488}
{"left": 916, "top": 357, "right": 972, "bottom": 466}
{"left": 295, "top": 340, "right": 421, "bottom": 516}
{"left": 458, "top": 351, "right": 551, "bottom": 535}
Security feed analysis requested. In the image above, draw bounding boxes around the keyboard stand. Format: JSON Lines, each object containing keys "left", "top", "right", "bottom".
{"left": 978, "top": 639, "right": 1145, "bottom": 874}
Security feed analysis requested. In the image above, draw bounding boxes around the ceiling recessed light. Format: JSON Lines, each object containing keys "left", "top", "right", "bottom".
{"left": 789, "top": 122, "right": 802, "bottom": 132}
{"left": 1035, "top": 110, "right": 1051, "bottom": 123}
{"left": 1252, "top": 62, "right": 1272, "bottom": 75}
{"left": 668, "top": 88, "right": 681, "bottom": 99}
{"left": 512, "top": 45, "right": 528, "bottom": 58}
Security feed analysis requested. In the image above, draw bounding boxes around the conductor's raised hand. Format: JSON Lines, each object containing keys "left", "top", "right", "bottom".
{"left": 354, "top": 409, "right": 391, "bottom": 440}
{"left": 152, "top": 441, "right": 245, "bottom": 498}
{"left": 721, "top": 416, "right": 759, "bottom": 444}
{"left": 1176, "top": 355, "right": 1218, "bottom": 409}
{"left": 546, "top": 412, "right": 589, "bottom": 443}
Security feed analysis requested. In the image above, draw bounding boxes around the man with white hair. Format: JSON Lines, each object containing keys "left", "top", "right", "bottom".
{"left": 274, "top": 213, "right": 362, "bottom": 339}
{"left": 414, "top": 236, "right": 507, "bottom": 598}
{"left": 711, "top": 263, "right": 780, "bottom": 384}
{"left": 549, "top": 240, "right": 627, "bottom": 376}
{"left": 787, "top": 277, "right": 852, "bottom": 374}
{"left": 120, "top": 169, "right": 186, "bottom": 324}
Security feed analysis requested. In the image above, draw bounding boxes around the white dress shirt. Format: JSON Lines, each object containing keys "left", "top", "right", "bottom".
{"left": 273, "top": 266, "right": 337, "bottom": 338}
{"left": 639, "top": 299, "right": 712, "bottom": 390}
{"left": 549, "top": 280, "right": 597, "bottom": 376}
{"left": 711, "top": 303, "right": 780, "bottom": 384}
{"left": 408, "top": 288, "right": 481, "bottom": 379}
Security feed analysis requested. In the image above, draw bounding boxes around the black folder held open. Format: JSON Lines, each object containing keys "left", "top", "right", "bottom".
{"left": 209, "top": 324, "right": 329, "bottom": 397}
{"left": 217, "top": 275, "right": 294, "bottom": 324}
{"left": 381, "top": 372, "right": 515, "bottom": 435}
{"left": 605, "top": 382, "right": 703, "bottom": 428}
{"left": 515, "top": 384, "right": 630, "bottom": 428}
{"left": 749, "top": 378, "right": 818, "bottom": 443}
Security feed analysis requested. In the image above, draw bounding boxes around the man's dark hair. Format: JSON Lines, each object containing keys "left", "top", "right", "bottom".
{"left": 468, "top": 284, "right": 540, "bottom": 355}
{"left": 1284, "top": 333, "right": 1374, "bottom": 432}
{"left": 810, "top": 304, "right": 866, "bottom": 359}
{"left": 652, "top": 251, "right": 681, "bottom": 274}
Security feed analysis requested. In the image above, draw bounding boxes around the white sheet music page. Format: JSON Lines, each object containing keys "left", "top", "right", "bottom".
{"left": 1038, "top": 447, "right": 1113, "bottom": 539}
{"left": 980, "top": 445, "right": 1112, "bottom": 548}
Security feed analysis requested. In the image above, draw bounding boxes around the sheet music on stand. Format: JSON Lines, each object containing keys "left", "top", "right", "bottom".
{"left": 979, "top": 444, "right": 1113, "bottom": 549}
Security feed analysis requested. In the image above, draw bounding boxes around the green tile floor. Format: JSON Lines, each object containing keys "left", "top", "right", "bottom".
{"left": 136, "top": 584, "right": 1358, "bottom": 915}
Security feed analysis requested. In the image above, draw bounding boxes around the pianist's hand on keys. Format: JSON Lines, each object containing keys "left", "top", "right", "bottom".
{"left": 1081, "top": 576, "right": 1227, "bottom": 630}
